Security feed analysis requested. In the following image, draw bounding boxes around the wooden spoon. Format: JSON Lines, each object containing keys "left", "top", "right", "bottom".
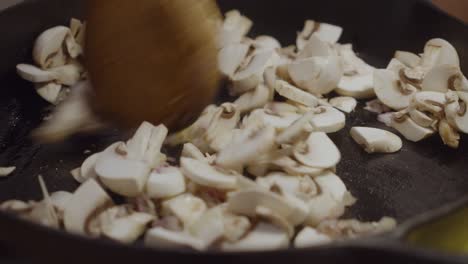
{"left": 85, "top": 0, "right": 221, "bottom": 131}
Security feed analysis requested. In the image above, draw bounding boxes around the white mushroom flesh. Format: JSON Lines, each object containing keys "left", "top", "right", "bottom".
{"left": 350, "top": 127, "right": 403, "bottom": 153}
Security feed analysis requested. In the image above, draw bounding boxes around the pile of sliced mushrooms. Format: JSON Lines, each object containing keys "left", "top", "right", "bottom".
{"left": 3, "top": 10, "right": 467, "bottom": 251}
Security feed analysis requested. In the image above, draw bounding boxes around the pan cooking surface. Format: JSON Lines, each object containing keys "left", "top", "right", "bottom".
{"left": 0, "top": 0, "right": 467, "bottom": 260}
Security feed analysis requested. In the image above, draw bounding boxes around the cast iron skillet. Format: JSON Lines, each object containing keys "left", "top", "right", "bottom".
{"left": 0, "top": 0, "right": 467, "bottom": 263}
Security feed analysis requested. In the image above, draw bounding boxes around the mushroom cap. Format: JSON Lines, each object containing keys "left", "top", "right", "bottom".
{"left": 35, "top": 82, "right": 62, "bottom": 104}
{"left": 309, "top": 106, "right": 346, "bottom": 133}
{"left": 95, "top": 144, "right": 151, "bottom": 197}
{"left": 336, "top": 73, "right": 375, "bottom": 99}
{"left": 218, "top": 43, "right": 250, "bottom": 77}
{"left": 421, "top": 38, "right": 460, "bottom": 69}
{"left": 227, "top": 188, "right": 308, "bottom": 226}
{"left": 422, "top": 64, "right": 460, "bottom": 92}
{"left": 394, "top": 51, "right": 421, "bottom": 68}
{"left": 181, "top": 157, "right": 238, "bottom": 190}
{"left": 16, "top": 64, "right": 57, "bottom": 83}
{"left": 216, "top": 126, "right": 276, "bottom": 170}
{"left": 445, "top": 91, "right": 468, "bottom": 133}
{"left": 161, "top": 193, "right": 207, "bottom": 228}
{"left": 297, "top": 34, "right": 334, "bottom": 59}
{"left": 374, "top": 69, "right": 416, "bottom": 110}
{"left": 350, "top": 127, "right": 403, "bottom": 153}
{"left": 288, "top": 56, "right": 343, "bottom": 95}
{"left": 293, "top": 132, "right": 341, "bottom": 169}
{"left": 275, "top": 80, "right": 320, "bottom": 107}
{"left": 146, "top": 166, "right": 186, "bottom": 199}
{"left": 63, "top": 179, "right": 113, "bottom": 234}
{"left": 391, "top": 114, "right": 435, "bottom": 142}
{"left": 329, "top": 97, "right": 357, "bottom": 113}
{"left": 33, "top": 26, "right": 70, "bottom": 69}
{"left": 79, "top": 152, "right": 100, "bottom": 183}
{"left": 188, "top": 207, "right": 225, "bottom": 247}
{"left": 218, "top": 10, "right": 253, "bottom": 47}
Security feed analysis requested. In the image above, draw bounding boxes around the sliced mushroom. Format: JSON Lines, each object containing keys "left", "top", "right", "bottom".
{"left": 102, "top": 212, "right": 155, "bottom": 244}
{"left": 412, "top": 91, "right": 447, "bottom": 116}
{"left": 35, "top": 82, "right": 62, "bottom": 104}
{"left": 309, "top": 106, "right": 346, "bottom": 133}
{"left": 63, "top": 179, "right": 113, "bottom": 234}
{"left": 391, "top": 114, "right": 435, "bottom": 142}
{"left": 293, "top": 132, "right": 341, "bottom": 169}
{"left": 297, "top": 20, "right": 343, "bottom": 50}
{"left": 181, "top": 158, "right": 238, "bottom": 190}
{"left": 329, "top": 97, "right": 357, "bottom": 113}
{"left": 231, "top": 50, "right": 280, "bottom": 95}
{"left": 146, "top": 166, "right": 186, "bottom": 199}
{"left": 294, "top": 227, "right": 332, "bottom": 248}
{"left": 408, "top": 108, "right": 435, "bottom": 128}
{"left": 216, "top": 126, "right": 276, "bottom": 170}
{"left": 223, "top": 212, "right": 252, "bottom": 242}
{"left": 0, "top": 166, "right": 15, "bottom": 177}
{"left": 364, "top": 99, "right": 392, "bottom": 114}
{"left": 438, "top": 119, "right": 460, "bottom": 148}
{"left": 33, "top": 26, "right": 70, "bottom": 69}
{"left": 445, "top": 91, "right": 468, "bottom": 133}
{"left": 350, "top": 127, "right": 403, "bottom": 153}
{"left": 421, "top": 64, "right": 461, "bottom": 92}
{"left": 234, "top": 84, "right": 271, "bottom": 113}
{"left": 165, "top": 104, "right": 218, "bottom": 147}
{"left": 305, "top": 172, "right": 351, "bottom": 226}
{"left": 255, "top": 205, "right": 294, "bottom": 238}
{"left": 256, "top": 172, "right": 318, "bottom": 201}
{"left": 297, "top": 34, "right": 335, "bottom": 59}
{"left": 221, "top": 222, "right": 289, "bottom": 252}
{"left": 288, "top": 56, "right": 343, "bottom": 95}
{"left": 336, "top": 73, "right": 375, "bottom": 99}
{"left": 181, "top": 143, "right": 207, "bottom": 162}
{"left": 335, "top": 44, "right": 375, "bottom": 99}
{"left": 275, "top": 80, "right": 319, "bottom": 107}
{"left": 205, "top": 103, "right": 240, "bottom": 152}
{"left": 161, "top": 193, "right": 207, "bottom": 228}
{"left": 254, "top": 36, "right": 281, "bottom": 51}
{"left": 374, "top": 69, "right": 417, "bottom": 110}
{"left": 16, "top": 64, "right": 57, "bottom": 83}
{"left": 276, "top": 110, "right": 316, "bottom": 144}
{"left": 218, "top": 10, "right": 253, "bottom": 48}
{"left": 49, "top": 63, "right": 83, "bottom": 86}
{"left": 420, "top": 38, "right": 460, "bottom": 69}
{"left": 95, "top": 142, "right": 151, "bottom": 197}
{"left": 188, "top": 207, "right": 225, "bottom": 247}
{"left": 227, "top": 188, "right": 308, "bottom": 226}
{"left": 126, "top": 122, "right": 168, "bottom": 167}
{"left": 78, "top": 152, "right": 100, "bottom": 183}
{"left": 394, "top": 51, "right": 421, "bottom": 68}
{"left": 49, "top": 191, "right": 72, "bottom": 219}
{"left": 245, "top": 110, "right": 300, "bottom": 131}
{"left": 218, "top": 43, "right": 250, "bottom": 77}
{"left": 145, "top": 227, "right": 205, "bottom": 251}
{"left": 272, "top": 156, "right": 324, "bottom": 177}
